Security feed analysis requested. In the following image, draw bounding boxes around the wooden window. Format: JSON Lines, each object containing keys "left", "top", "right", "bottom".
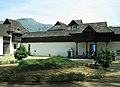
{"left": 70, "top": 24, "right": 79, "bottom": 30}
{"left": 116, "top": 50, "right": 120, "bottom": 56}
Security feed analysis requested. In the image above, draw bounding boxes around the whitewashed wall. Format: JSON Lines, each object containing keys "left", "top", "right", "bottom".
{"left": 97, "top": 42, "right": 106, "bottom": 51}
{"left": 108, "top": 42, "right": 120, "bottom": 55}
{"left": 23, "top": 42, "right": 76, "bottom": 56}
{"left": 0, "top": 37, "right": 3, "bottom": 55}
{"left": 12, "top": 42, "right": 20, "bottom": 54}
{"left": 78, "top": 42, "right": 86, "bottom": 55}
{"left": 96, "top": 42, "right": 120, "bottom": 56}
{"left": 78, "top": 42, "right": 100, "bottom": 55}
{"left": 9, "top": 35, "right": 13, "bottom": 55}
{"left": 23, "top": 41, "right": 120, "bottom": 57}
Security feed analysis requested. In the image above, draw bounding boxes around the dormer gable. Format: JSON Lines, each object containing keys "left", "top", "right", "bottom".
{"left": 3, "top": 18, "right": 28, "bottom": 34}
{"left": 16, "top": 28, "right": 21, "bottom": 31}
{"left": 68, "top": 20, "right": 83, "bottom": 26}
{"left": 82, "top": 25, "right": 96, "bottom": 34}
{"left": 68, "top": 20, "right": 83, "bottom": 30}
{"left": 48, "top": 21, "right": 68, "bottom": 31}
{"left": 3, "top": 18, "right": 11, "bottom": 24}
{"left": 54, "top": 21, "right": 63, "bottom": 26}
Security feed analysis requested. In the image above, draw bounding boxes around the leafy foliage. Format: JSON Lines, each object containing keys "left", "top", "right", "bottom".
{"left": 32, "top": 73, "right": 43, "bottom": 82}
{"left": 48, "top": 72, "right": 86, "bottom": 82}
{"left": 94, "top": 48, "right": 114, "bottom": 70}
{"left": 14, "top": 44, "right": 28, "bottom": 60}
{"left": 0, "top": 72, "right": 87, "bottom": 83}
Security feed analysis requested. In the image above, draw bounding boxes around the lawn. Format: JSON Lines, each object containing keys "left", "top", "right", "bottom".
{"left": 0, "top": 57, "right": 95, "bottom": 82}
{"left": 0, "top": 56, "right": 120, "bottom": 87}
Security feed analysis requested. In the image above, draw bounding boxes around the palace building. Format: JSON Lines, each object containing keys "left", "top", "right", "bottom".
{"left": 0, "top": 18, "right": 120, "bottom": 57}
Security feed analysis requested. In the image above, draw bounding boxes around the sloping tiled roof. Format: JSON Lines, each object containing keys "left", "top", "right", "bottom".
{"left": 22, "top": 30, "right": 70, "bottom": 38}
{"left": 74, "top": 20, "right": 83, "bottom": 25}
{"left": 70, "top": 24, "right": 89, "bottom": 34}
{"left": 68, "top": 20, "right": 83, "bottom": 26}
{"left": 3, "top": 19, "right": 28, "bottom": 34}
{"left": 0, "top": 24, "right": 9, "bottom": 37}
{"left": 109, "top": 27, "right": 120, "bottom": 34}
{"left": 48, "top": 21, "right": 68, "bottom": 31}
{"left": 71, "top": 22, "right": 113, "bottom": 34}
{"left": 85, "top": 22, "right": 112, "bottom": 33}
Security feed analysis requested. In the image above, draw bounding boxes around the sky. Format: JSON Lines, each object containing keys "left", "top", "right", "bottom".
{"left": 0, "top": 0, "right": 120, "bottom": 26}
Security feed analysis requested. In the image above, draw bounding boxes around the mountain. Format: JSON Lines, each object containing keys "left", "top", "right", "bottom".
{"left": 0, "top": 21, "right": 3, "bottom": 24}
{"left": 0, "top": 18, "right": 53, "bottom": 32}
{"left": 17, "top": 18, "right": 53, "bottom": 32}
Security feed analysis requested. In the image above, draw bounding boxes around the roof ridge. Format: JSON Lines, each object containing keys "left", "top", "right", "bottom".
{"left": 84, "top": 21, "right": 107, "bottom": 24}
{"left": 56, "top": 21, "right": 67, "bottom": 26}
{"left": 108, "top": 26, "right": 120, "bottom": 28}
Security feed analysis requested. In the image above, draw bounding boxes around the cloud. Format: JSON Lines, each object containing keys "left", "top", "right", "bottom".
{"left": 0, "top": 0, "right": 120, "bottom": 25}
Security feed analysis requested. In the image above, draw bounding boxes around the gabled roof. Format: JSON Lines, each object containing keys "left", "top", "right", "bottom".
{"left": 70, "top": 24, "right": 89, "bottom": 34}
{"left": 22, "top": 30, "right": 70, "bottom": 38}
{"left": 3, "top": 18, "right": 28, "bottom": 34}
{"left": 109, "top": 27, "right": 120, "bottom": 34}
{"left": 85, "top": 22, "right": 112, "bottom": 33}
{"left": 48, "top": 21, "right": 68, "bottom": 31}
{"left": 0, "top": 24, "right": 9, "bottom": 37}
{"left": 68, "top": 20, "right": 83, "bottom": 26}
{"left": 70, "top": 22, "right": 113, "bottom": 34}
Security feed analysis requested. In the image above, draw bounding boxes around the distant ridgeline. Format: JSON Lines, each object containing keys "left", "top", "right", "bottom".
{"left": 0, "top": 21, "right": 3, "bottom": 24}
{"left": 0, "top": 18, "right": 53, "bottom": 32}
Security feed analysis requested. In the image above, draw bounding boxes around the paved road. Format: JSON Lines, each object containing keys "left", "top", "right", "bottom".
{"left": 0, "top": 56, "right": 49, "bottom": 62}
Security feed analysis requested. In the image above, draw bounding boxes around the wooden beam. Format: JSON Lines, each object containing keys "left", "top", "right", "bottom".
{"left": 86, "top": 42, "right": 88, "bottom": 58}
{"left": 75, "top": 42, "right": 78, "bottom": 56}
{"left": 95, "top": 42, "right": 97, "bottom": 56}
{"left": 106, "top": 42, "right": 109, "bottom": 48}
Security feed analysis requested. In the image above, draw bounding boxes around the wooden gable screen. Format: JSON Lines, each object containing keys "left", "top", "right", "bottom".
{"left": 82, "top": 26, "right": 96, "bottom": 42}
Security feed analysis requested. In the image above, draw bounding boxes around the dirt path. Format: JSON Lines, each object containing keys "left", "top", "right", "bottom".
{"left": 74, "top": 57, "right": 120, "bottom": 87}
{"left": 0, "top": 57, "right": 120, "bottom": 87}
{"left": 0, "top": 64, "right": 18, "bottom": 72}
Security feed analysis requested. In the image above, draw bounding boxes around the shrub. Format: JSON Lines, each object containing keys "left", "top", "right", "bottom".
{"left": 1, "top": 72, "right": 29, "bottom": 82}
{"left": 94, "top": 48, "right": 113, "bottom": 70}
{"left": 67, "top": 72, "right": 87, "bottom": 81}
{"left": 0, "top": 61, "right": 3, "bottom": 65}
{"left": 13, "top": 74, "right": 27, "bottom": 82}
{"left": 1, "top": 72, "right": 87, "bottom": 83}
{"left": 18, "top": 60, "right": 29, "bottom": 66}
{"left": 49, "top": 73, "right": 68, "bottom": 82}
{"left": 1, "top": 73, "right": 12, "bottom": 81}
{"left": 48, "top": 72, "right": 86, "bottom": 82}
{"left": 32, "top": 73, "right": 43, "bottom": 82}
{"left": 0, "top": 71, "right": 45, "bottom": 82}
{"left": 14, "top": 44, "right": 28, "bottom": 60}
{"left": 9, "top": 60, "right": 18, "bottom": 64}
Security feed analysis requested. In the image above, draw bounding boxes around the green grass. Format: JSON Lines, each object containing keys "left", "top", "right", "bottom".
{"left": 0, "top": 60, "right": 18, "bottom": 65}
{"left": 0, "top": 57, "right": 107, "bottom": 83}
{"left": 11, "top": 57, "right": 83, "bottom": 72}
{"left": 19, "top": 59, "right": 42, "bottom": 65}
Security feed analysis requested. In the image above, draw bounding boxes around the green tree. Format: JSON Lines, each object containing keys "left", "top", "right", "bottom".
{"left": 94, "top": 48, "right": 114, "bottom": 70}
{"left": 14, "top": 44, "right": 28, "bottom": 60}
